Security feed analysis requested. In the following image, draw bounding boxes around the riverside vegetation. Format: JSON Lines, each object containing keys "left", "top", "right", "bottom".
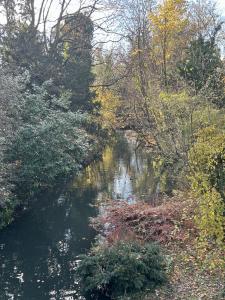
{"left": 77, "top": 0, "right": 225, "bottom": 298}
{"left": 0, "top": 0, "right": 225, "bottom": 299}
{"left": 0, "top": 2, "right": 104, "bottom": 229}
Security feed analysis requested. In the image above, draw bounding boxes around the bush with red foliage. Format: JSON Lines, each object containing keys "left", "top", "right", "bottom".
{"left": 91, "top": 197, "right": 196, "bottom": 245}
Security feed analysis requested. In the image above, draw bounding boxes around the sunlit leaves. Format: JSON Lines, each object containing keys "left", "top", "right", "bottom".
{"left": 149, "top": 0, "right": 188, "bottom": 85}
{"left": 189, "top": 126, "right": 225, "bottom": 249}
{"left": 93, "top": 87, "right": 120, "bottom": 129}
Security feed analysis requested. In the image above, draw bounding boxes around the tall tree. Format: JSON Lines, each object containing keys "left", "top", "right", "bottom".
{"left": 59, "top": 12, "right": 94, "bottom": 110}
{"left": 149, "top": 0, "right": 188, "bottom": 88}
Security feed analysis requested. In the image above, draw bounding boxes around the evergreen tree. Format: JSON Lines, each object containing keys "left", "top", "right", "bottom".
{"left": 59, "top": 12, "right": 94, "bottom": 110}
{"left": 178, "top": 34, "right": 225, "bottom": 107}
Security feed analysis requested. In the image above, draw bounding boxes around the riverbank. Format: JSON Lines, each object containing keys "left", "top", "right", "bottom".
{"left": 0, "top": 130, "right": 107, "bottom": 231}
{"left": 1, "top": 131, "right": 159, "bottom": 299}
{"left": 0, "top": 131, "right": 224, "bottom": 299}
{"left": 91, "top": 192, "right": 225, "bottom": 299}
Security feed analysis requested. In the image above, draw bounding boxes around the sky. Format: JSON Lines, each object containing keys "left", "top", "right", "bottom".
{"left": 218, "top": 0, "right": 225, "bottom": 15}
{"left": 32, "top": 0, "right": 225, "bottom": 25}
{"left": 18, "top": 0, "right": 225, "bottom": 27}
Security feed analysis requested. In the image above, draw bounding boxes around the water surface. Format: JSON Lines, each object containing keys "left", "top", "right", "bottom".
{"left": 0, "top": 132, "right": 164, "bottom": 300}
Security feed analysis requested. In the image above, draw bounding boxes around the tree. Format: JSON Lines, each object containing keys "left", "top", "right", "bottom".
{"left": 149, "top": 0, "right": 188, "bottom": 88}
{"left": 93, "top": 87, "right": 120, "bottom": 129}
{"left": 59, "top": 13, "right": 95, "bottom": 110}
{"left": 188, "top": 0, "right": 223, "bottom": 40}
{"left": 178, "top": 34, "right": 225, "bottom": 107}
{"left": 7, "top": 82, "right": 94, "bottom": 191}
{"left": 0, "top": 22, "right": 46, "bottom": 84}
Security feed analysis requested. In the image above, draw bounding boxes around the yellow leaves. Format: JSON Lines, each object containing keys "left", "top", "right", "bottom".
{"left": 195, "top": 188, "right": 225, "bottom": 246}
{"left": 102, "top": 146, "right": 113, "bottom": 170}
{"left": 93, "top": 87, "right": 120, "bottom": 129}
{"left": 189, "top": 127, "right": 225, "bottom": 251}
{"left": 131, "top": 48, "right": 143, "bottom": 57}
{"left": 149, "top": 0, "right": 188, "bottom": 62}
{"left": 159, "top": 91, "right": 189, "bottom": 104}
{"left": 63, "top": 41, "right": 70, "bottom": 60}
{"left": 149, "top": 0, "right": 187, "bottom": 33}
{"left": 189, "top": 127, "right": 225, "bottom": 175}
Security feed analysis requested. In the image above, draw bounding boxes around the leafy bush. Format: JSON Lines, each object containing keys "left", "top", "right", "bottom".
{"left": 7, "top": 82, "right": 94, "bottom": 191}
{"left": 189, "top": 126, "right": 225, "bottom": 248}
{"left": 76, "top": 241, "right": 167, "bottom": 299}
{"left": 0, "top": 70, "right": 25, "bottom": 228}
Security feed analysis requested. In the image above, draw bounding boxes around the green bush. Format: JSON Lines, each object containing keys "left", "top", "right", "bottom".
{"left": 7, "top": 82, "right": 94, "bottom": 191}
{"left": 76, "top": 242, "right": 167, "bottom": 299}
{"left": 0, "top": 71, "right": 25, "bottom": 228}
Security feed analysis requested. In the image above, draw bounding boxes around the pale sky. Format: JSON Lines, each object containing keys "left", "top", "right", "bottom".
{"left": 24, "top": 1, "right": 225, "bottom": 26}
{"left": 217, "top": 0, "right": 225, "bottom": 15}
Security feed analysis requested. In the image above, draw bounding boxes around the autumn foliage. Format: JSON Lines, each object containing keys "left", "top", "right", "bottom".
{"left": 92, "top": 196, "right": 196, "bottom": 245}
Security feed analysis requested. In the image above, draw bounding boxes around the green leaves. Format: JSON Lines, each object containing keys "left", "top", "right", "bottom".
{"left": 76, "top": 242, "right": 167, "bottom": 299}
{"left": 178, "top": 35, "right": 225, "bottom": 108}
{"left": 6, "top": 81, "right": 93, "bottom": 191}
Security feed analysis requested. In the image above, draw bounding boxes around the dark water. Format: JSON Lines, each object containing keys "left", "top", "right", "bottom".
{"left": 0, "top": 132, "right": 166, "bottom": 300}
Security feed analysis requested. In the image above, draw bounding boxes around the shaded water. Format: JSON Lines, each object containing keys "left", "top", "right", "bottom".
{"left": 0, "top": 132, "right": 166, "bottom": 300}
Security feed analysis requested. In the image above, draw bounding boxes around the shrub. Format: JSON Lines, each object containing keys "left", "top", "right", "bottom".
{"left": 76, "top": 241, "right": 167, "bottom": 299}
{"left": 0, "top": 70, "right": 25, "bottom": 228}
{"left": 7, "top": 82, "right": 94, "bottom": 191}
{"left": 188, "top": 126, "right": 225, "bottom": 248}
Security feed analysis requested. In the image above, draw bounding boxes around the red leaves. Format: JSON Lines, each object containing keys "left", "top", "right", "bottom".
{"left": 92, "top": 199, "right": 195, "bottom": 245}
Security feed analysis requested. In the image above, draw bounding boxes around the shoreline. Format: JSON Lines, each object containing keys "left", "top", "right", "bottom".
{"left": 90, "top": 192, "right": 225, "bottom": 299}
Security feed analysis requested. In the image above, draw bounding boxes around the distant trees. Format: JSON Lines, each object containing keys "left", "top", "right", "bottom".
{"left": 94, "top": 87, "right": 120, "bottom": 129}
{"left": 110, "top": 0, "right": 225, "bottom": 153}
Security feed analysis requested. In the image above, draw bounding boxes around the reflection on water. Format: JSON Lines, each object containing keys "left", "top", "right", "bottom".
{"left": 0, "top": 187, "right": 97, "bottom": 300}
{"left": 74, "top": 132, "right": 161, "bottom": 203}
{"left": 0, "top": 132, "right": 165, "bottom": 300}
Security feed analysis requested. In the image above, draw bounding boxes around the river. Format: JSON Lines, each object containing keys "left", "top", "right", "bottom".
{"left": 0, "top": 132, "right": 167, "bottom": 300}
